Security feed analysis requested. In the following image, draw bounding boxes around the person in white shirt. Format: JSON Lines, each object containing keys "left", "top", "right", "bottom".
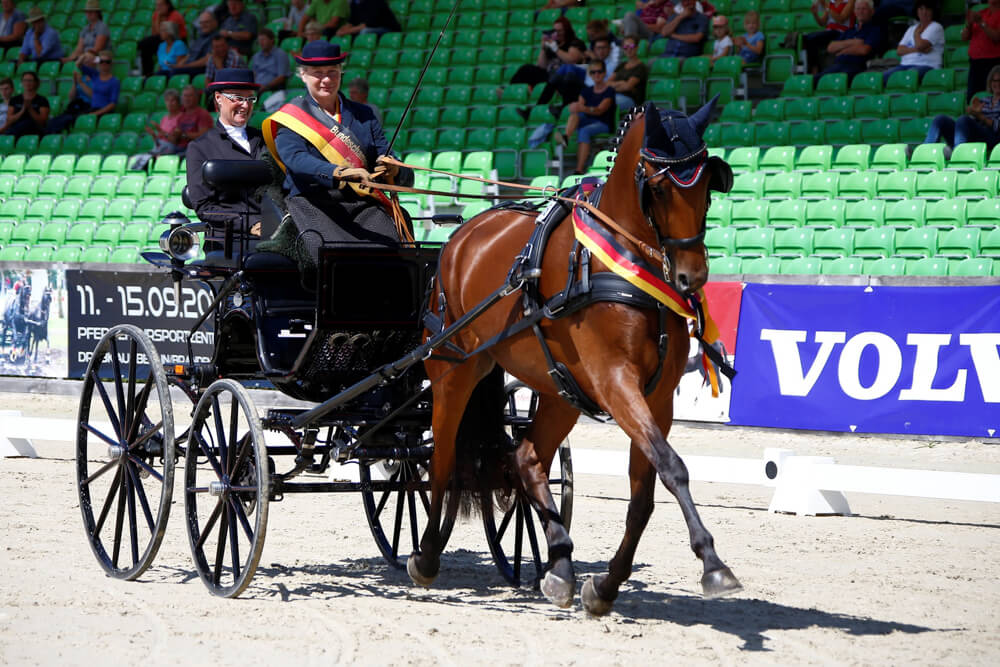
{"left": 710, "top": 14, "right": 732, "bottom": 63}
{"left": 883, "top": 0, "right": 944, "bottom": 83}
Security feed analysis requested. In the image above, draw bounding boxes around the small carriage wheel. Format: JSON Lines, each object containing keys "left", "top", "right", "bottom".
{"left": 481, "top": 382, "right": 574, "bottom": 588}
{"left": 359, "top": 455, "right": 458, "bottom": 569}
{"left": 76, "top": 324, "right": 175, "bottom": 580}
{"left": 183, "top": 379, "right": 269, "bottom": 598}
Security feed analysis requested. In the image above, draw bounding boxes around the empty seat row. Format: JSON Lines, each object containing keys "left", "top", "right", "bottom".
{"left": 712, "top": 255, "right": 998, "bottom": 277}
{"left": 725, "top": 170, "right": 1000, "bottom": 201}
{"left": 718, "top": 143, "right": 998, "bottom": 175}
{"left": 722, "top": 92, "right": 966, "bottom": 125}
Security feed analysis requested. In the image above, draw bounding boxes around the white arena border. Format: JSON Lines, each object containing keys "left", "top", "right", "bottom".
{"left": 3, "top": 410, "right": 998, "bottom": 516}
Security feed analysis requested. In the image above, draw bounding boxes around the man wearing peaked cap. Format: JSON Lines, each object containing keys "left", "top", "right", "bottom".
{"left": 258, "top": 41, "right": 414, "bottom": 266}
{"left": 186, "top": 67, "right": 269, "bottom": 253}
{"left": 17, "top": 6, "right": 63, "bottom": 64}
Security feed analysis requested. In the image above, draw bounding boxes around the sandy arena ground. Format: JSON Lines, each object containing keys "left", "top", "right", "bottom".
{"left": 1, "top": 390, "right": 998, "bottom": 666}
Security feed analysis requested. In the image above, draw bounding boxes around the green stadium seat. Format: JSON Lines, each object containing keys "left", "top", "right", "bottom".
{"left": 987, "top": 143, "right": 1000, "bottom": 170}
{"left": 78, "top": 200, "right": 107, "bottom": 221}
{"left": 0, "top": 154, "right": 26, "bottom": 175}
{"left": 119, "top": 222, "right": 151, "bottom": 247}
{"left": 905, "top": 257, "right": 949, "bottom": 276}
{"left": 832, "top": 144, "right": 871, "bottom": 172}
{"left": 720, "top": 100, "right": 752, "bottom": 125}
{"left": 50, "top": 199, "right": 81, "bottom": 221}
{"left": 908, "top": 143, "right": 946, "bottom": 172}
{"left": 853, "top": 94, "right": 889, "bottom": 119}
{"left": 0, "top": 245, "right": 27, "bottom": 261}
{"left": 783, "top": 96, "right": 818, "bottom": 121}
{"left": 100, "top": 154, "right": 129, "bottom": 176}
{"left": 731, "top": 199, "right": 770, "bottom": 229}
{"left": 80, "top": 246, "right": 111, "bottom": 263}
{"left": 706, "top": 227, "right": 737, "bottom": 256}
{"left": 924, "top": 198, "right": 966, "bottom": 229}
{"left": 111, "top": 133, "right": 140, "bottom": 154}
{"left": 870, "top": 144, "right": 907, "bottom": 173}
{"left": 12, "top": 174, "right": 39, "bottom": 197}
{"left": 927, "top": 92, "right": 964, "bottom": 117}
{"left": 53, "top": 245, "right": 81, "bottom": 263}
{"left": 763, "top": 54, "right": 795, "bottom": 86}
{"left": 852, "top": 227, "right": 895, "bottom": 258}
{"left": 10, "top": 221, "right": 41, "bottom": 244}
{"left": 915, "top": 171, "right": 957, "bottom": 199}
{"left": 88, "top": 132, "right": 115, "bottom": 153}
{"left": 895, "top": 227, "right": 938, "bottom": 258}
{"left": 966, "top": 198, "right": 1000, "bottom": 228}
{"left": 950, "top": 257, "right": 994, "bottom": 276}
{"left": 758, "top": 145, "right": 795, "bottom": 173}
{"left": 24, "top": 246, "right": 53, "bottom": 262}
{"left": 883, "top": 199, "right": 925, "bottom": 230}
{"left": 837, "top": 171, "right": 877, "bottom": 200}
{"left": 729, "top": 172, "right": 766, "bottom": 199}
{"left": 946, "top": 142, "right": 987, "bottom": 171}
{"left": 0, "top": 135, "right": 12, "bottom": 153}
{"left": 74, "top": 153, "right": 102, "bottom": 175}
{"left": 813, "top": 228, "right": 855, "bottom": 258}
{"left": 876, "top": 171, "right": 917, "bottom": 200}
{"left": 734, "top": 226, "right": 775, "bottom": 258}
{"left": 38, "top": 134, "right": 63, "bottom": 154}
{"left": 741, "top": 256, "right": 782, "bottom": 274}
{"left": 821, "top": 95, "right": 853, "bottom": 121}
{"left": 845, "top": 199, "right": 885, "bottom": 229}
{"left": 773, "top": 227, "right": 814, "bottom": 257}
{"left": 956, "top": 170, "right": 997, "bottom": 199}
{"left": 768, "top": 198, "right": 807, "bottom": 229}
{"left": 104, "top": 199, "right": 135, "bottom": 222}
{"left": 753, "top": 99, "right": 784, "bottom": 124}
{"left": 886, "top": 69, "right": 920, "bottom": 94}
{"left": 815, "top": 72, "right": 847, "bottom": 97}
{"left": 825, "top": 120, "right": 863, "bottom": 146}
{"left": 801, "top": 171, "right": 839, "bottom": 200}
{"left": 849, "top": 71, "right": 883, "bottom": 97}
{"left": 89, "top": 175, "right": 119, "bottom": 198}
{"left": 712, "top": 255, "right": 743, "bottom": 273}
{"left": 781, "top": 74, "right": 813, "bottom": 97}
{"left": 824, "top": 256, "right": 866, "bottom": 274}
{"left": 726, "top": 146, "right": 759, "bottom": 173}
{"left": 981, "top": 228, "right": 1000, "bottom": 257}
{"left": 0, "top": 220, "right": 12, "bottom": 243}
{"left": 787, "top": 120, "right": 824, "bottom": 147}
{"left": 62, "top": 133, "right": 90, "bottom": 155}
{"left": 707, "top": 198, "right": 733, "bottom": 227}
{"left": 65, "top": 222, "right": 97, "bottom": 245}
{"left": 936, "top": 227, "right": 980, "bottom": 259}
{"left": 97, "top": 113, "right": 123, "bottom": 134}
{"left": 794, "top": 145, "right": 833, "bottom": 173}
{"left": 38, "top": 221, "right": 68, "bottom": 245}
{"left": 781, "top": 256, "right": 823, "bottom": 274}
{"left": 93, "top": 223, "right": 122, "bottom": 246}
{"left": 921, "top": 68, "right": 955, "bottom": 93}
{"left": 24, "top": 199, "right": 54, "bottom": 222}
{"left": 73, "top": 113, "right": 99, "bottom": 134}
{"left": 764, "top": 172, "right": 802, "bottom": 199}
{"left": 889, "top": 93, "right": 927, "bottom": 120}
{"left": 866, "top": 257, "right": 907, "bottom": 275}
{"left": 755, "top": 122, "right": 790, "bottom": 147}
{"left": 23, "top": 154, "right": 51, "bottom": 176}
{"left": 64, "top": 175, "right": 93, "bottom": 197}
{"left": 862, "top": 118, "right": 899, "bottom": 144}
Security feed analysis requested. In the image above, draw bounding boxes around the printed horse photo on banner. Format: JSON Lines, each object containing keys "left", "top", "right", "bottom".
{"left": 0, "top": 269, "right": 68, "bottom": 378}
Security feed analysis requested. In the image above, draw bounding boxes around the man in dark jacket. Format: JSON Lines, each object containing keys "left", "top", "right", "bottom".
{"left": 185, "top": 68, "right": 267, "bottom": 253}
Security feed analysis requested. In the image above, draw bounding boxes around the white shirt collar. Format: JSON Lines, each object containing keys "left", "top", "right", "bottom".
{"left": 221, "top": 121, "right": 250, "bottom": 153}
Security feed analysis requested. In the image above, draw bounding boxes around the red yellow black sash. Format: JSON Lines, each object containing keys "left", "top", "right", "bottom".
{"left": 572, "top": 203, "right": 724, "bottom": 395}
{"left": 262, "top": 102, "right": 394, "bottom": 211}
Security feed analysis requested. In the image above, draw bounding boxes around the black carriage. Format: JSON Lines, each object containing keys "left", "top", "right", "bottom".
{"left": 74, "top": 160, "right": 572, "bottom": 597}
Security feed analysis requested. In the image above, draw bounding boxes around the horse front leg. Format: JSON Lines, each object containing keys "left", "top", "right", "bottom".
{"left": 514, "top": 393, "right": 579, "bottom": 607}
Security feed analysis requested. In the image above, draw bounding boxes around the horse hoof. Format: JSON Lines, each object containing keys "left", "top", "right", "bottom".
{"left": 406, "top": 554, "right": 436, "bottom": 588}
{"left": 701, "top": 567, "right": 743, "bottom": 598}
{"left": 581, "top": 576, "right": 614, "bottom": 616}
{"left": 540, "top": 571, "right": 574, "bottom": 608}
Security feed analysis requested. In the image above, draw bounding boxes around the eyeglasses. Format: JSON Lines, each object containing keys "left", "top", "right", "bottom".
{"left": 304, "top": 69, "right": 342, "bottom": 80}
{"left": 218, "top": 92, "right": 257, "bottom": 104}
{"left": 589, "top": 69, "right": 604, "bottom": 75}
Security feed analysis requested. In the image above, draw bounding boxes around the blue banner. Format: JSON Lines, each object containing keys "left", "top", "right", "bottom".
{"left": 729, "top": 284, "right": 1000, "bottom": 438}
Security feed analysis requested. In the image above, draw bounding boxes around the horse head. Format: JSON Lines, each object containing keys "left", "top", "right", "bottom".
{"left": 605, "top": 98, "right": 732, "bottom": 295}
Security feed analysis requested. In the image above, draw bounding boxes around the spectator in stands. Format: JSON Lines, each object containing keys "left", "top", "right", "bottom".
{"left": 0, "top": 1, "right": 28, "bottom": 50}
{"left": 155, "top": 20, "right": 188, "bottom": 74}
{"left": 543, "top": 0, "right": 581, "bottom": 9}
{"left": 622, "top": 0, "right": 671, "bottom": 44}
{"left": 177, "top": 84, "right": 213, "bottom": 142}
{"left": 585, "top": 18, "right": 621, "bottom": 52}
{"left": 733, "top": 10, "right": 764, "bottom": 65}
{"left": 298, "top": 0, "right": 348, "bottom": 39}
{"left": 251, "top": 28, "right": 289, "bottom": 112}
{"left": 16, "top": 8, "right": 63, "bottom": 64}
{"left": 335, "top": 0, "right": 400, "bottom": 37}
{"left": 0, "top": 70, "right": 48, "bottom": 136}
{"left": 302, "top": 20, "right": 323, "bottom": 46}
{"left": 47, "top": 50, "right": 119, "bottom": 133}
{"left": 138, "top": 0, "right": 187, "bottom": 77}
{"left": 816, "top": 0, "right": 882, "bottom": 82}
{"left": 560, "top": 59, "right": 616, "bottom": 174}
{"left": 348, "top": 76, "right": 381, "bottom": 122}
{"left": 221, "top": 0, "right": 258, "bottom": 56}
{"left": 882, "top": 0, "right": 943, "bottom": 84}
{"left": 710, "top": 15, "right": 732, "bottom": 63}
{"left": 659, "top": 0, "right": 709, "bottom": 59}
{"left": 168, "top": 11, "right": 218, "bottom": 76}
{"left": 279, "top": 0, "right": 307, "bottom": 41}
{"left": 803, "top": 0, "right": 856, "bottom": 75}
{"left": 925, "top": 64, "right": 1000, "bottom": 151}
{"left": 609, "top": 34, "right": 649, "bottom": 109}
{"left": 142, "top": 89, "right": 185, "bottom": 157}
{"left": 516, "top": 34, "right": 613, "bottom": 121}
{"left": 62, "top": 0, "right": 110, "bottom": 66}
{"left": 963, "top": 0, "right": 1000, "bottom": 103}
{"left": 510, "top": 17, "right": 586, "bottom": 89}
{"left": 205, "top": 33, "right": 246, "bottom": 99}
{"left": 0, "top": 77, "right": 13, "bottom": 128}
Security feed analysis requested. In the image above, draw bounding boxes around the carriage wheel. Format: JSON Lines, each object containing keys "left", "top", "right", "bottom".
{"left": 183, "top": 379, "right": 269, "bottom": 598}
{"left": 360, "top": 453, "right": 458, "bottom": 569}
{"left": 76, "top": 324, "right": 175, "bottom": 580}
{"left": 482, "top": 382, "right": 574, "bottom": 588}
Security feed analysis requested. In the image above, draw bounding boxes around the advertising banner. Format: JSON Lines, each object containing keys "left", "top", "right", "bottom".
{"left": 0, "top": 268, "right": 68, "bottom": 378}
{"left": 729, "top": 284, "right": 1000, "bottom": 438}
{"left": 67, "top": 269, "right": 215, "bottom": 379}
{"left": 674, "top": 281, "right": 743, "bottom": 422}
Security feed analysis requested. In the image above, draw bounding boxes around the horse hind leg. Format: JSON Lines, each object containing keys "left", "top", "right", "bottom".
{"left": 514, "top": 393, "right": 579, "bottom": 608}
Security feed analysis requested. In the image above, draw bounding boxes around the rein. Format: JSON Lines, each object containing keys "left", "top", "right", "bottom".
{"left": 374, "top": 156, "right": 668, "bottom": 266}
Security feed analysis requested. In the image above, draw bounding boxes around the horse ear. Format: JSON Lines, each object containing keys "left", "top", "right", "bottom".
{"left": 689, "top": 94, "right": 720, "bottom": 138}
{"left": 644, "top": 102, "right": 669, "bottom": 148}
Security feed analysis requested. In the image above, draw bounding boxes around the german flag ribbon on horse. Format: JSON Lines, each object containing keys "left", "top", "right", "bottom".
{"left": 261, "top": 100, "right": 396, "bottom": 214}
{"left": 571, "top": 202, "right": 730, "bottom": 396}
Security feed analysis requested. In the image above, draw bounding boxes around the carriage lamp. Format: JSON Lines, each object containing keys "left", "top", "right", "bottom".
{"left": 158, "top": 212, "right": 206, "bottom": 262}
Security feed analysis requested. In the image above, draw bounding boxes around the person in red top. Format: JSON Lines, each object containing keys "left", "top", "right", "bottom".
{"left": 138, "top": 0, "right": 188, "bottom": 76}
{"left": 964, "top": 0, "right": 1000, "bottom": 102}
{"left": 803, "top": 0, "right": 856, "bottom": 74}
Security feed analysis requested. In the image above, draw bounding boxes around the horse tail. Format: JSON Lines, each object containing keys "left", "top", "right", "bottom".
{"left": 450, "top": 364, "right": 516, "bottom": 517}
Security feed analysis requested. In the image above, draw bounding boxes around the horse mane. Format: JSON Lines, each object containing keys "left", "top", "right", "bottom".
{"left": 605, "top": 106, "right": 644, "bottom": 169}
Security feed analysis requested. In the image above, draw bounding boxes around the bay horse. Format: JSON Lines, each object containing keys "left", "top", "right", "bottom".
{"left": 26, "top": 286, "right": 53, "bottom": 363}
{"left": 408, "top": 100, "right": 742, "bottom": 614}
{"left": 1, "top": 282, "right": 31, "bottom": 362}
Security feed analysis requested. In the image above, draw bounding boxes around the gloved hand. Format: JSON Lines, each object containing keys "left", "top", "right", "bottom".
{"left": 332, "top": 165, "right": 372, "bottom": 188}
{"left": 372, "top": 154, "right": 400, "bottom": 182}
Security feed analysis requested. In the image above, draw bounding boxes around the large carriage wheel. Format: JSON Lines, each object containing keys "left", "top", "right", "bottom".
{"left": 482, "top": 382, "right": 574, "bottom": 588}
{"left": 76, "top": 324, "right": 175, "bottom": 580}
{"left": 360, "top": 451, "right": 458, "bottom": 568}
{"left": 184, "top": 379, "right": 269, "bottom": 598}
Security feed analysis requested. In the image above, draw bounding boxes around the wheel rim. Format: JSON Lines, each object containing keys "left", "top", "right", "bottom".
{"left": 482, "top": 383, "right": 573, "bottom": 588}
{"left": 76, "top": 324, "right": 175, "bottom": 580}
{"left": 184, "top": 379, "right": 269, "bottom": 598}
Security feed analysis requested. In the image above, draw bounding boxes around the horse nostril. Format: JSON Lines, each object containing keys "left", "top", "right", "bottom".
{"left": 677, "top": 273, "right": 690, "bottom": 292}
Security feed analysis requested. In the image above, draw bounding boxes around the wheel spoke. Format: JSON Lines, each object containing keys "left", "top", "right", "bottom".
{"left": 126, "top": 466, "right": 140, "bottom": 566}
{"left": 91, "top": 369, "right": 123, "bottom": 441}
{"left": 522, "top": 498, "right": 543, "bottom": 575}
{"left": 94, "top": 466, "right": 123, "bottom": 535}
{"left": 192, "top": 432, "right": 224, "bottom": 479}
{"left": 83, "top": 456, "right": 118, "bottom": 486}
{"left": 195, "top": 498, "right": 224, "bottom": 551}
{"left": 513, "top": 500, "right": 524, "bottom": 584}
{"left": 228, "top": 400, "right": 239, "bottom": 474}
{"left": 111, "top": 466, "right": 127, "bottom": 568}
{"left": 82, "top": 422, "right": 121, "bottom": 451}
{"left": 125, "top": 338, "right": 137, "bottom": 439}
{"left": 407, "top": 487, "right": 419, "bottom": 555}
{"left": 213, "top": 508, "right": 228, "bottom": 586}
{"left": 128, "top": 454, "right": 164, "bottom": 483}
{"left": 126, "top": 462, "right": 157, "bottom": 534}
{"left": 110, "top": 338, "right": 129, "bottom": 439}
{"left": 229, "top": 434, "right": 252, "bottom": 486}
{"left": 228, "top": 495, "right": 255, "bottom": 542}
{"left": 391, "top": 488, "right": 405, "bottom": 558}
{"left": 125, "top": 375, "right": 155, "bottom": 444}
{"left": 227, "top": 502, "right": 241, "bottom": 581}
{"left": 212, "top": 395, "right": 227, "bottom": 475}
{"left": 496, "top": 500, "right": 515, "bottom": 542}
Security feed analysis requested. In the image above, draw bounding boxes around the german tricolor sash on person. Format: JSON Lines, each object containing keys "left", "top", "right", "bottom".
{"left": 261, "top": 98, "right": 395, "bottom": 212}
{"left": 571, "top": 202, "right": 727, "bottom": 396}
